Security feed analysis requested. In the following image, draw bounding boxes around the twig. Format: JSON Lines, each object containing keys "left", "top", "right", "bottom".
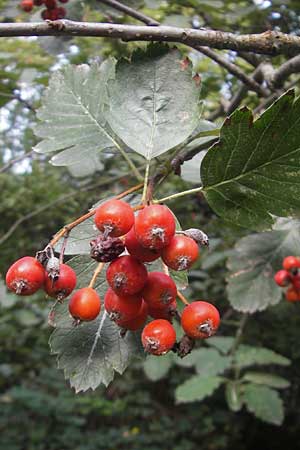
{"left": 88, "top": 262, "right": 105, "bottom": 288}
{"left": 0, "top": 91, "right": 35, "bottom": 112}
{"left": 177, "top": 290, "right": 190, "bottom": 306}
{"left": 0, "top": 21, "right": 299, "bottom": 56}
{"left": 0, "top": 150, "right": 35, "bottom": 174}
{"left": 271, "top": 54, "right": 300, "bottom": 88}
{"left": 97, "top": 0, "right": 159, "bottom": 25}
{"left": 253, "top": 77, "right": 300, "bottom": 115}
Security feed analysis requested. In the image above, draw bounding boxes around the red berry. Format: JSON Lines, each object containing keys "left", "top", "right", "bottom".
{"left": 20, "top": 0, "right": 34, "bottom": 12}
{"left": 181, "top": 301, "right": 220, "bottom": 339}
{"left": 274, "top": 269, "right": 291, "bottom": 287}
{"left": 94, "top": 199, "right": 134, "bottom": 237}
{"left": 55, "top": 6, "right": 66, "bottom": 18}
{"left": 148, "top": 300, "right": 177, "bottom": 321}
{"left": 34, "top": 0, "right": 44, "bottom": 5}
{"left": 106, "top": 255, "right": 148, "bottom": 296}
{"left": 44, "top": 264, "right": 76, "bottom": 300}
{"left": 285, "top": 287, "right": 300, "bottom": 302}
{"left": 134, "top": 205, "right": 176, "bottom": 250}
{"left": 291, "top": 274, "right": 300, "bottom": 290}
{"left": 162, "top": 235, "right": 199, "bottom": 271}
{"left": 45, "top": 0, "right": 56, "bottom": 9}
{"left": 41, "top": 8, "right": 51, "bottom": 19}
{"left": 142, "top": 319, "right": 176, "bottom": 355}
{"left": 282, "top": 256, "right": 300, "bottom": 272}
{"left": 58, "top": 0, "right": 68, "bottom": 3}
{"left": 141, "top": 272, "right": 177, "bottom": 309}
{"left": 6, "top": 256, "right": 45, "bottom": 296}
{"left": 120, "top": 300, "right": 148, "bottom": 331}
{"left": 125, "top": 227, "right": 162, "bottom": 262}
{"left": 69, "top": 287, "right": 101, "bottom": 321}
{"left": 104, "top": 288, "right": 142, "bottom": 326}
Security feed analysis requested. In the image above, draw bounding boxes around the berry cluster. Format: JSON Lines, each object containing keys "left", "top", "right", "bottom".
{"left": 6, "top": 198, "right": 220, "bottom": 357}
{"left": 274, "top": 256, "right": 300, "bottom": 302}
{"left": 20, "top": 0, "right": 67, "bottom": 20}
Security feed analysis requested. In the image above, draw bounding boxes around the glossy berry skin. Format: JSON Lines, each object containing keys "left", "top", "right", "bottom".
{"left": 142, "top": 272, "right": 177, "bottom": 309}
{"left": 274, "top": 269, "right": 291, "bottom": 287}
{"left": 181, "top": 301, "right": 220, "bottom": 339}
{"left": 94, "top": 199, "right": 134, "bottom": 237}
{"left": 282, "top": 256, "right": 300, "bottom": 271}
{"left": 125, "top": 227, "right": 162, "bottom": 262}
{"left": 134, "top": 205, "right": 176, "bottom": 250}
{"left": 291, "top": 274, "right": 300, "bottom": 290}
{"left": 148, "top": 300, "right": 177, "bottom": 321}
{"left": 285, "top": 287, "right": 300, "bottom": 302}
{"left": 20, "top": 0, "right": 34, "bottom": 11}
{"left": 120, "top": 301, "right": 148, "bottom": 331}
{"left": 44, "top": 264, "right": 77, "bottom": 300}
{"left": 142, "top": 319, "right": 176, "bottom": 355}
{"left": 106, "top": 255, "right": 148, "bottom": 296}
{"left": 6, "top": 256, "right": 45, "bottom": 296}
{"left": 69, "top": 287, "right": 101, "bottom": 321}
{"left": 104, "top": 288, "right": 142, "bottom": 326}
{"left": 162, "top": 235, "right": 199, "bottom": 271}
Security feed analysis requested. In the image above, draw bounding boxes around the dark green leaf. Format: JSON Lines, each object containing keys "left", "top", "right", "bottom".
{"left": 143, "top": 353, "right": 173, "bottom": 381}
{"left": 242, "top": 372, "right": 290, "bottom": 389}
{"left": 234, "top": 345, "right": 290, "bottom": 368}
{"left": 243, "top": 384, "right": 284, "bottom": 425}
{"left": 225, "top": 382, "right": 243, "bottom": 412}
{"left": 175, "top": 375, "right": 223, "bottom": 403}
{"left": 193, "top": 348, "right": 232, "bottom": 376}
{"left": 206, "top": 336, "right": 235, "bottom": 354}
{"left": 201, "top": 91, "right": 300, "bottom": 230}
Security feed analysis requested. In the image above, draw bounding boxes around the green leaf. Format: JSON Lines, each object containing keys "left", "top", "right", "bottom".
{"left": 201, "top": 91, "right": 300, "bottom": 230}
{"left": 0, "top": 276, "right": 19, "bottom": 308}
{"left": 243, "top": 384, "right": 284, "bottom": 425}
{"left": 49, "top": 256, "right": 144, "bottom": 392}
{"left": 242, "top": 372, "right": 290, "bottom": 389}
{"left": 234, "top": 346, "right": 290, "bottom": 369}
{"left": 143, "top": 353, "right": 173, "bottom": 381}
{"left": 206, "top": 336, "right": 235, "bottom": 354}
{"left": 193, "top": 348, "right": 232, "bottom": 376}
{"left": 225, "top": 382, "right": 243, "bottom": 412}
{"left": 33, "top": 60, "right": 116, "bottom": 172}
{"left": 175, "top": 375, "right": 223, "bottom": 403}
{"left": 227, "top": 221, "right": 300, "bottom": 312}
{"left": 107, "top": 44, "right": 201, "bottom": 160}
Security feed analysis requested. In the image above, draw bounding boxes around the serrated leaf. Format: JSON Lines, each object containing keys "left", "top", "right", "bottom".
{"left": 243, "top": 372, "right": 290, "bottom": 389}
{"left": 234, "top": 346, "right": 290, "bottom": 368}
{"left": 49, "top": 256, "right": 144, "bottom": 392}
{"left": 107, "top": 44, "right": 201, "bottom": 160}
{"left": 227, "top": 221, "right": 300, "bottom": 312}
{"left": 206, "top": 336, "right": 235, "bottom": 354}
{"left": 175, "top": 375, "right": 223, "bottom": 403}
{"left": 225, "top": 382, "right": 243, "bottom": 412}
{"left": 33, "top": 60, "right": 116, "bottom": 174}
{"left": 243, "top": 384, "right": 284, "bottom": 425}
{"left": 194, "top": 348, "right": 232, "bottom": 376}
{"left": 0, "top": 276, "right": 19, "bottom": 308}
{"left": 143, "top": 353, "right": 173, "bottom": 381}
{"left": 201, "top": 91, "right": 300, "bottom": 231}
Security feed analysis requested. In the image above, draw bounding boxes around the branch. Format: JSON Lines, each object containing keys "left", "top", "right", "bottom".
{"left": 192, "top": 46, "right": 268, "bottom": 96}
{"left": 271, "top": 54, "right": 300, "bottom": 88}
{"left": 253, "top": 77, "right": 300, "bottom": 115}
{"left": 0, "top": 21, "right": 300, "bottom": 56}
{"left": 0, "top": 150, "right": 35, "bottom": 174}
{"left": 97, "top": 0, "right": 159, "bottom": 25}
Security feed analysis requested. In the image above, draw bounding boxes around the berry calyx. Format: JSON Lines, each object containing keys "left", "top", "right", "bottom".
{"left": 104, "top": 288, "right": 142, "bottom": 325}
{"left": 125, "top": 227, "right": 162, "bottom": 262}
{"left": 162, "top": 235, "right": 199, "bottom": 271}
{"left": 120, "top": 300, "right": 148, "bottom": 331}
{"left": 285, "top": 287, "right": 300, "bottom": 302}
{"left": 282, "top": 256, "right": 300, "bottom": 272}
{"left": 134, "top": 204, "right": 176, "bottom": 250}
{"left": 44, "top": 263, "right": 77, "bottom": 301}
{"left": 6, "top": 256, "right": 45, "bottom": 296}
{"left": 274, "top": 269, "right": 291, "bottom": 287}
{"left": 94, "top": 199, "right": 134, "bottom": 237}
{"left": 20, "top": 0, "right": 34, "bottom": 11}
{"left": 68, "top": 287, "right": 101, "bottom": 322}
{"left": 142, "top": 319, "right": 176, "bottom": 355}
{"left": 106, "top": 255, "right": 148, "bottom": 296}
{"left": 181, "top": 301, "right": 220, "bottom": 339}
{"left": 141, "top": 272, "right": 177, "bottom": 309}
{"left": 90, "top": 234, "right": 125, "bottom": 262}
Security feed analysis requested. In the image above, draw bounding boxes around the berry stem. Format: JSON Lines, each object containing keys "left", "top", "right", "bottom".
{"left": 88, "top": 262, "right": 105, "bottom": 288}
{"left": 117, "top": 146, "right": 144, "bottom": 181}
{"left": 177, "top": 290, "right": 190, "bottom": 305}
{"left": 142, "top": 162, "right": 151, "bottom": 204}
{"left": 59, "top": 231, "right": 69, "bottom": 265}
{"left": 154, "top": 186, "right": 203, "bottom": 204}
{"left": 49, "top": 183, "right": 143, "bottom": 247}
